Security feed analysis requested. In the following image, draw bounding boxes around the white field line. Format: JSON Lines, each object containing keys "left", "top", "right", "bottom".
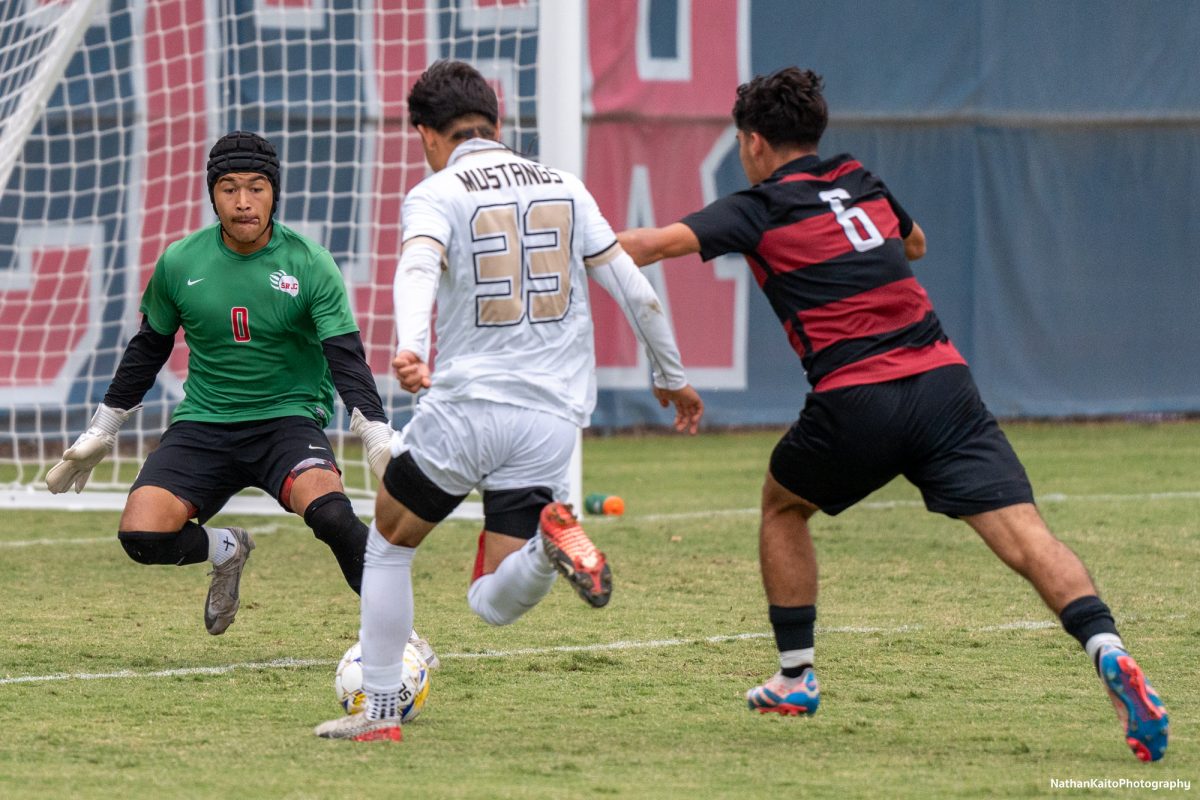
{"left": 6, "top": 617, "right": 1184, "bottom": 687}
{"left": 0, "top": 630, "right": 911, "bottom": 685}
{"left": 3, "top": 490, "right": 1197, "bottom": 548}
{"left": 0, "top": 658, "right": 332, "bottom": 685}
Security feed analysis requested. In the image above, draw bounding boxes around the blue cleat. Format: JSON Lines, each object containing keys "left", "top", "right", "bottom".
{"left": 746, "top": 669, "right": 820, "bottom": 716}
{"left": 1097, "top": 645, "right": 1168, "bottom": 762}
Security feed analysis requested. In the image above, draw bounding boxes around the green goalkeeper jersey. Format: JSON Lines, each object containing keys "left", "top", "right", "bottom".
{"left": 140, "top": 223, "right": 359, "bottom": 425}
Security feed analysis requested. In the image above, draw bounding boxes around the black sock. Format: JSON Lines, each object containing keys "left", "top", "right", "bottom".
{"left": 325, "top": 524, "right": 367, "bottom": 595}
{"left": 304, "top": 493, "right": 368, "bottom": 595}
{"left": 769, "top": 604, "right": 815, "bottom": 677}
{"left": 118, "top": 521, "right": 209, "bottom": 566}
{"left": 1059, "top": 595, "right": 1119, "bottom": 652}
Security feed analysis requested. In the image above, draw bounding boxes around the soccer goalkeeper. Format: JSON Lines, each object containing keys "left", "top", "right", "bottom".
{"left": 45, "top": 131, "right": 433, "bottom": 661}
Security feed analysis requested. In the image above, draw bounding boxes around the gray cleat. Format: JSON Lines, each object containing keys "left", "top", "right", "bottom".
{"left": 204, "top": 527, "right": 255, "bottom": 635}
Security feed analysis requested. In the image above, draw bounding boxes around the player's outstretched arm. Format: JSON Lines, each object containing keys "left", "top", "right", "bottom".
{"left": 46, "top": 315, "right": 172, "bottom": 493}
{"left": 322, "top": 331, "right": 395, "bottom": 480}
{"left": 46, "top": 403, "right": 141, "bottom": 493}
{"left": 349, "top": 408, "right": 394, "bottom": 480}
{"left": 653, "top": 385, "right": 704, "bottom": 435}
{"left": 391, "top": 236, "right": 441, "bottom": 388}
{"left": 616, "top": 223, "right": 702, "bottom": 267}
{"left": 588, "top": 249, "right": 703, "bottom": 434}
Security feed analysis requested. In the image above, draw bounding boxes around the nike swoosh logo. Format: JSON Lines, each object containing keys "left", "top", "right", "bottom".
{"left": 187, "top": 278, "right": 205, "bottom": 286}
{"left": 308, "top": 444, "right": 327, "bottom": 450}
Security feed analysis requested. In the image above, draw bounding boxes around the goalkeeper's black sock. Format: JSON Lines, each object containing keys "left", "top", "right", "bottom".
{"left": 305, "top": 492, "right": 368, "bottom": 594}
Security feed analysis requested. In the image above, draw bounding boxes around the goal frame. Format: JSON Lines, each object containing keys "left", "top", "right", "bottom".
{"left": 0, "top": 0, "right": 585, "bottom": 518}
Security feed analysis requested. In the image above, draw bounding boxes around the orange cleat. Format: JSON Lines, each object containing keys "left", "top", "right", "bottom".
{"left": 539, "top": 502, "right": 612, "bottom": 608}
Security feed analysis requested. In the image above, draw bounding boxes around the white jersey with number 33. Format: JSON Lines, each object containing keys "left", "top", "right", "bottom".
{"left": 400, "top": 139, "right": 616, "bottom": 427}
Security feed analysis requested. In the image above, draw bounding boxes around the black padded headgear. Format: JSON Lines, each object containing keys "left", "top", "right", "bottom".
{"left": 206, "top": 131, "right": 280, "bottom": 215}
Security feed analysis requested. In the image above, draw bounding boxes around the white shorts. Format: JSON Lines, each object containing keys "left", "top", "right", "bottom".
{"left": 398, "top": 398, "right": 576, "bottom": 500}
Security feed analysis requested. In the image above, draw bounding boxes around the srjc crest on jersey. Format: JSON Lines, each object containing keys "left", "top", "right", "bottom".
{"left": 270, "top": 270, "right": 299, "bottom": 297}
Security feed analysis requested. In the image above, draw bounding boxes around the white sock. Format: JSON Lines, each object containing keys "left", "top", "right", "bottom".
{"left": 367, "top": 690, "right": 402, "bottom": 721}
{"left": 205, "top": 527, "right": 239, "bottom": 567}
{"left": 780, "top": 647, "right": 814, "bottom": 673}
{"left": 359, "top": 521, "right": 414, "bottom": 720}
{"left": 467, "top": 534, "right": 556, "bottom": 626}
{"left": 1085, "top": 632, "right": 1124, "bottom": 669}
{"left": 526, "top": 532, "right": 554, "bottom": 571}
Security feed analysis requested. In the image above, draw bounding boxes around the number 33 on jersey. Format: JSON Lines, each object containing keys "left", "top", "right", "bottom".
{"left": 397, "top": 139, "right": 625, "bottom": 427}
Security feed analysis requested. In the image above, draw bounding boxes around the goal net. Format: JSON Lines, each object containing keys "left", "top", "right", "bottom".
{"left": 0, "top": 0, "right": 577, "bottom": 515}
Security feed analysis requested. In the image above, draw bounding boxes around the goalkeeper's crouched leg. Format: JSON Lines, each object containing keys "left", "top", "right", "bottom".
{"left": 118, "top": 522, "right": 209, "bottom": 565}
{"left": 304, "top": 491, "right": 367, "bottom": 595}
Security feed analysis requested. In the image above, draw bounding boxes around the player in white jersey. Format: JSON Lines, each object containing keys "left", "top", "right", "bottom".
{"left": 315, "top": 60, "right": 704, "bottom": 741}
{"left": 398, "top": 139, "right": 626, "bottom": 428}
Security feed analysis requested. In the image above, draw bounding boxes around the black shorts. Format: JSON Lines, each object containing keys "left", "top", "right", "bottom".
{"left": 770, "top": 365, "right": 1034, "bottom": 517}
{"left": 130, "top": 416, "right": 340, "bottom": 522}
{"left": 382, "top": 450, "right": 553, "bottom": 538}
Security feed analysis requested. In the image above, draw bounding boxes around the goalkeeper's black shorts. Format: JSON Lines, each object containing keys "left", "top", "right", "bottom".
{"left": 769, "top": 364, "right": 1034, "bottom": 518}
{"left": 131, "top": 416, "right": 340, "bottom": 522}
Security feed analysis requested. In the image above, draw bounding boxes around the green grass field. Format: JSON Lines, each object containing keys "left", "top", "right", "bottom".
{"left": 1, "top": 422, "right": 1197, "bottom": 798}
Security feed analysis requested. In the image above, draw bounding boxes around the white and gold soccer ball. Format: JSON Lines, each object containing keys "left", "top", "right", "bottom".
{"left": 334, "top": 641, "right": 430, "bottom": 722}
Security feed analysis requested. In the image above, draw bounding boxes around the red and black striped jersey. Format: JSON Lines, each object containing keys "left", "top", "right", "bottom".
{"left": 682, "top": 153, "right": 965, "bottom": 392}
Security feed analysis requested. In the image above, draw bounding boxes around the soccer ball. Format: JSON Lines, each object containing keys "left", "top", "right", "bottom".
{"left": 334, "top": 640, "right": 430, "bottom": 722}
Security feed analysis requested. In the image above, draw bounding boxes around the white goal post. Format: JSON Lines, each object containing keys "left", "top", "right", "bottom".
{"left": 0, "top": 0, "right": 104, "bottom": 203}
{"left": 0, "top": 0, "right": 584, "bottom": 517}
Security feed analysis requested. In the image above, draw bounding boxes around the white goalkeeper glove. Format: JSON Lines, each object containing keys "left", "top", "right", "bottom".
{"left": 350, "top": 407, "right": 394, "bottom": 481}
{"left": 45, "top": 403, "right": 141, "bottom": 494}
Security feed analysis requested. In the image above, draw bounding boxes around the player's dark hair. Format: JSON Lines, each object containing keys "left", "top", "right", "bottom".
{"left": 732, "top": 67, "right": 827, "bottom": 149}
{"left": 408, "top": 59, "right": 499, "bottom": 137}
{"left": 206, "top": 130, "right": 280, "bottom": 215}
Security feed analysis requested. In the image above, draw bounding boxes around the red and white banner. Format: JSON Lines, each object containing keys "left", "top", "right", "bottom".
{"left": 585, "top": 0, "right": 749, "bottom": 388}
